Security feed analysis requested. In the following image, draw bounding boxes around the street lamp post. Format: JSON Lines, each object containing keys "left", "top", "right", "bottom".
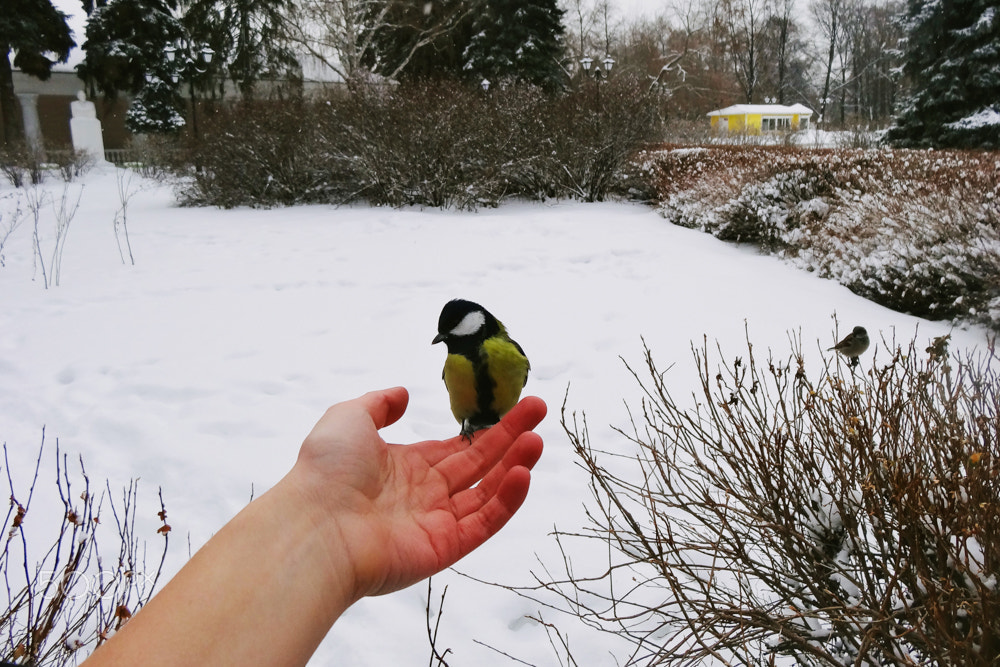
{"left": 580, "top": 55, "right": 614, "bottom": 81}
{"left": 167, "top": 40, "right": 215, "bottom": 138}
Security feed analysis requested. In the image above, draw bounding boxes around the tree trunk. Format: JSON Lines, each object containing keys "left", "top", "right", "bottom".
{"left": 0, "top": 46, "right": 25, "bottom": 146}
{"left": 820, "top": 11, "right": 837, "bottom": 125}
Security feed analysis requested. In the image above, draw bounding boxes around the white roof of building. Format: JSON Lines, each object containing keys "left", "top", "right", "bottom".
{"left": 707, "top": 103, "right": 814, "bottom": 117}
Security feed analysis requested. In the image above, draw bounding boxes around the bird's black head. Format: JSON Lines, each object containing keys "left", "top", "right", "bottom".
{"left": 853, "top": 326, "right": 868, "bottom": 337}
{"left": 432, "top": 299, "right": 500, "bottom": 349}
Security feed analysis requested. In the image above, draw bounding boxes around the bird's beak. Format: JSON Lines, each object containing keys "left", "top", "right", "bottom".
{"left": 432, "top": 333, "right": 446, "bottom": 345}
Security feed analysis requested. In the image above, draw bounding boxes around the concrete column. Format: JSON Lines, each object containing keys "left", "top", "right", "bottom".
{"left": 16, "top": 93, "right": 43, "bottom": 151}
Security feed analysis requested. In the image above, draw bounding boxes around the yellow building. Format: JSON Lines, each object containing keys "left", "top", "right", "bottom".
{"left": 707, "top": 103, "right": 814, "bottom": 133}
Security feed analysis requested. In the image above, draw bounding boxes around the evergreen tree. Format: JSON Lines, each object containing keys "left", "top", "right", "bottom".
{"left": 78, "top": 0, "right": 184, "bottom": 97}
{"left": 887, "top": 0, "right": 1000, "bottom": 148}
{"left": 362, "top": 0, "right": 477, "bottom": 81}
{"left": 178, "top": 0, "right": 230, "bottom": 100}
{"left": 125, "top": 75, "right": 186, "bottom": 133}
{"left": 214, "top": 0, "right": 299, "bottom": 98}
{"left": 78, "top": 0, "right": 185, "bottom": 133}
{"left": 0, "top": 0, "right": 75, "bottom": 145}
{"left": 462, "top": 0, "right": 565, "bottom": 88}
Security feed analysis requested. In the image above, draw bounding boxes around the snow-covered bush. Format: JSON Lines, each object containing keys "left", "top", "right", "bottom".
{"left": 548, "top": 332, "right": 1000, "bottom": 665}
{"left": 642, "top": 146, "right": 1000, "bottom": 331}
{"left": 795, "top": 188, "right": 1000, "bottom": 327}
{"left": 713, "top": 166, "right": 838, "bottom": 249}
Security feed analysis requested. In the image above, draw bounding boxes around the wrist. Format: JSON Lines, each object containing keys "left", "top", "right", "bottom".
{"left": 281, "top": 458, "right": 384, "bottom": 604}
{"left": 277, "top": 462, "right": 367, "bottom": 602}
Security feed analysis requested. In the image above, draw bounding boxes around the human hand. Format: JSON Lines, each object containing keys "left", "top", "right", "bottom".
{"left": 289, "top": 387, "right": 546, "bottom": 600}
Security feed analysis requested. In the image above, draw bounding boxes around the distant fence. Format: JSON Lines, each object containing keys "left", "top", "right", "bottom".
{"left": 104, "top": 148, "right": 138, "bottom": 165}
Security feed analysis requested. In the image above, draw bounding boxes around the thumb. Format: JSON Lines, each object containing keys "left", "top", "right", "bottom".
{"left": 357, "top": 387, "right": 409, "bottom": 430}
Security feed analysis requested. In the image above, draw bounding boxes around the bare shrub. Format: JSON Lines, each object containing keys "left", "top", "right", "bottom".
{"left": 26, "top": 185, "right": 49, "bottom": 286}
{"left": 25, "top": 184, "right": 83, "bottom": 288}
{"left": 113, "top": 168, "right": 143, "bottom": 266}
{"left": 1, "top": 431, "right": 169, "bottom": 665}
{"left": 48, "top": 149, "right": 96, "bottom": 183}
{"left": 660, "top": 119, "right": 714, "bottom": 146}
{"left": 332, "top": 80, "right": 510, "bottom": 210}
{"left": 0, "top": 192, "right": 23, "bottom": 268}
{"left": 178, "top": 77, "right": 663, "bottom": 209}
{"left": 543, "top": 75, "right": 665, "bottom": 202}
{"left": 424, "top": 578, "right": 452, "bottom": 667}
{"left": 485, "top": 83, "right": 556, "bottom": 202}
{"left": 834, "top": 125, "right": 883, "bottom": 150}
{"left": 538, "top": 331, "right": 999, "bottom": 665}
{"left": 48, "top": 185, "right": 83, "bottom": 287}
{"left": 0, "top": 143, "right": 45, "bottom": 188}
{"left": 179, "top": 93, "right": 346, "bottom": 208}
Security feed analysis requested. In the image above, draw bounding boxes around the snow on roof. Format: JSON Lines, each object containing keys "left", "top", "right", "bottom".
{"left": 707, "top": 103, "right": 814, "bottom": 117}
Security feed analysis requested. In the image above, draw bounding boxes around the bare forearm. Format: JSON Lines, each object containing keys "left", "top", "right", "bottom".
{"left": 85, "top": 469, "right": 355, "bottom": 666}
{"left": 83, "top": 390, "right": 546, "bottom": 665}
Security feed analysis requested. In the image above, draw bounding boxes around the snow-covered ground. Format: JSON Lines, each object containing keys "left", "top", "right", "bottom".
{"left": 0, "top": 167, "right": 989, "bottom": 665}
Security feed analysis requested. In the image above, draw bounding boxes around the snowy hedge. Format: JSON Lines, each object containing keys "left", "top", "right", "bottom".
{"left": 639, "top": 146, "right": 1000, "bottom": 332}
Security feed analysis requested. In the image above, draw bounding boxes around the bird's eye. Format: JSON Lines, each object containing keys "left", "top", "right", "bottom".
{"left": 450, "top": 311, "right": 486, "bottom": 337}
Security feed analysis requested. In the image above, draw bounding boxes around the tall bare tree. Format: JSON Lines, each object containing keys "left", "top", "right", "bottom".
{"left": 283, "top": 0, "right": 474, "bottom": 83}
{"left": 722, "top": 0, "right": 771, "bottom": 103}
{"left": 562, "top": 0, "right": 599, "bottom": 66}
{"left": 767, "top": 0, "right": 793, "bottom": 103}
{"left": 811, "top": 0, "right": 845, "bottom": 125}
{"left": 592, "top": 0, "right": 618, "bottom": 61}
{"left": 840, "top": 0, "right": 902, "bottom": 124}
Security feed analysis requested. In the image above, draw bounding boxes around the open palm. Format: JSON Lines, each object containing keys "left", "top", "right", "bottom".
{"left": 293, "top": 387, "right": 546, "bottom": 599}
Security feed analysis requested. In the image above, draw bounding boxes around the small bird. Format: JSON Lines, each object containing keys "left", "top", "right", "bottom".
{"left": 829, "top": 326, "right": 870, "bottom": 365}
{"left": 432, "top": 299, "right": 530, "bottom": 439}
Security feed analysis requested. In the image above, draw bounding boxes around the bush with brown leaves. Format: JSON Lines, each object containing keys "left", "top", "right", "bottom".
{"left": 639, "top": 147, "right": 1000, "bottom": 331}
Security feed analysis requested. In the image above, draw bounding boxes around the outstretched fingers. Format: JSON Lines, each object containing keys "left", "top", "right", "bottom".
{"left": 452, "top": 465, "right": 534, "bottom": 554}
{"left": 448, "top": 431, "right": 543, "bottom": 520}
{"left": 433, "top": 396, "right": 546, "bottom": 496}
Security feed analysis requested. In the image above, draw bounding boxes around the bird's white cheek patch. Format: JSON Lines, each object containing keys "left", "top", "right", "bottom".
{"left": 450, "top": 311, "right": 485, "bottom": 337}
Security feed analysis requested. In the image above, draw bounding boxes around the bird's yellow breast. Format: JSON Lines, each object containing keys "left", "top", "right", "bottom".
{"left": 442, "top": 336, "right": 529, "bottom": 425}
{"left": 482, "top": 337, "right": 530, "bottom": 416}
{"left": 443, "top": 353, "right": 479, "bottom": 422}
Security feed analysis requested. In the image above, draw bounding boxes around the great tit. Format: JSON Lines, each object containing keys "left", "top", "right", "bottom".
{"left": 432, "top": 299, "right": 530, "bottom": 438}
{"left": 829, "top": 326, "right": 870, "bottom": 365}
